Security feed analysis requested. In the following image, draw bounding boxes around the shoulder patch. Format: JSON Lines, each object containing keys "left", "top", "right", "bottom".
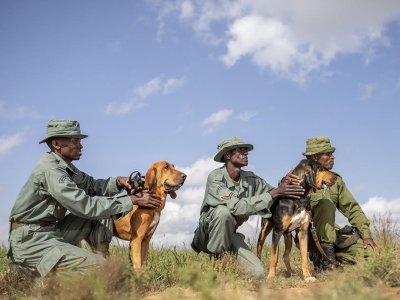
{"left": 220, "top": 192, "right": 236, "bottom": 200}
{"left": 59, "top": 175, "right": 69, "bottom": 184}
{"left": 242, "top": 170, "right": 257, "bottom": 178}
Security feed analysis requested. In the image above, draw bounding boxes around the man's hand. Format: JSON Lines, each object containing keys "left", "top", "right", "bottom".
{"left": 270, "top": 183, "right": 305, "bottom": 199}
{"left": 130, "top": 193, "right": 161, "bottom": 209}
{"left": 280, "top": 167, "right": 301, "bottom": 186}
{"left": 363, "top": 238, "right": 379, "bottom": 253}
{"left": 116, "top": 176, "right": 132, "bottom": 191}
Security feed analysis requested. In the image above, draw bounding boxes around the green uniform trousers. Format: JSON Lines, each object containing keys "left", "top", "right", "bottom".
{"left": 9, "top": 214, "right": 112, "bottom": 276}
{"left": 311, "top": 198, "right": 371, "bottom": 264}
{"left": 206, "top": 205, "right": 265, "bottom": 280}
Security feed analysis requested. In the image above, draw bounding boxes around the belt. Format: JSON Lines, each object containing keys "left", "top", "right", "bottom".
{"left": 10, "top": 221, "right": 56, "bottom": 231}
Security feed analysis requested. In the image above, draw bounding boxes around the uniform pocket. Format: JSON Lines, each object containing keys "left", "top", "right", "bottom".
{"left": 36, "top": 246, "right": 63, "bottom": 277}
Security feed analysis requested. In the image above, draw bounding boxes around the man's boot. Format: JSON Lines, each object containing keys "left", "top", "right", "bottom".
{"left": 321, "top": 244, "right": 339, "bottom": 271}
{"left": 94, "top": 242, "right": 110, "bottom": 258}
{"left": 309, "top": 251, "right": 323, "bottom": 272}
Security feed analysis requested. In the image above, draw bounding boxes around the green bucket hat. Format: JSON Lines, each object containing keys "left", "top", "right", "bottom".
{"left": 39, "top": 120, "right": 88, "bottom": 144}
{"left": 213, "top": 136, "right": 253, "bottom": 162}
{"left": 303, "top": 136, "right": 335, "bottom": 156}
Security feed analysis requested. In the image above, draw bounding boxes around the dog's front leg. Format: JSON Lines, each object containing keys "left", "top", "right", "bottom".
{"left": 130, "top": 238, "right": 143, "bottom": 270}
{"left": 283, "top": 232, "right": 293, "bottom": 277}
{"left": 267, "top": 230, "right": 281, "bottom": 279}
{"left": 298, "top": 228, "right": 316, "bottom": 282}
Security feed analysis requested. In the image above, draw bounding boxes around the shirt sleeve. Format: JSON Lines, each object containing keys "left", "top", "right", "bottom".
{"left": 337, "top": 179, "right": 372, "bottom": 239}
{"left": 45, "top": 168, "right": 133, "bottom": 219}
{"left": 72, "top": 168, "right": 121, "bottom": 197}
{"left": 204, "top": 174, "right": 274, "bottom": 217}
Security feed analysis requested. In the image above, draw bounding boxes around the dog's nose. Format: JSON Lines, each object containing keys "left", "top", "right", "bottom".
{"left": 181, "top": 173, "right": 187, "bottom": 181}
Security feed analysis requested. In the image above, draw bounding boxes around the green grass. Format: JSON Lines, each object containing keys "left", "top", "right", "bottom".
{"left": 1, "top": 213, "right": 399, "bottom": 299}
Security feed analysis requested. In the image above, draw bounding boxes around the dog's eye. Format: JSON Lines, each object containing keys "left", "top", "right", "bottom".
{"left": 164, "top": 165, "right": 169, "bottom": 170}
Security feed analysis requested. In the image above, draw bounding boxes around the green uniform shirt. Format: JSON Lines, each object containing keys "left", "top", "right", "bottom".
{"left": 199, "top": 166, "right": 275, "bottom": 221}
{"left": 192, "top": 165, "right": 274, "bottom": 254}
{"left": 10, "top": 152, "right": 133, "bottom": 223}
{"left": 310, "top": 173, "right": 372, "bottom": 239}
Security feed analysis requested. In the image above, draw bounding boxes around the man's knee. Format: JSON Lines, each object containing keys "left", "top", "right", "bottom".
{"left": 212, "top": 205, "right": 236, "bottom": 226}
{"left": 206, "top": 206, "right": 236, "bottom": 253}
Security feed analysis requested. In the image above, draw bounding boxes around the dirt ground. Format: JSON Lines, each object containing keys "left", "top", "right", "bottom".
{"left": 144, "top": 286, "right": 400, "bottom": 300}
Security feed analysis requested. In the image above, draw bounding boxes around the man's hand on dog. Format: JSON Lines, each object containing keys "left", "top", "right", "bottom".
{"left": 130, "top": 193, "right": 162, "bottom": 208}
{"left": 270, "top": 183, "right": 305, "bottom": 199}
{"left": 280, "top": 168, "right": 302, "bottom": 186}
{"left": 116, "top": 176, "right": 133, "bottom": 191}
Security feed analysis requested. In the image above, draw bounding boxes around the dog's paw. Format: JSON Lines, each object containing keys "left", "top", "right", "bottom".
{"left": 305, "top": 276, "right": 317, "bottom": 283}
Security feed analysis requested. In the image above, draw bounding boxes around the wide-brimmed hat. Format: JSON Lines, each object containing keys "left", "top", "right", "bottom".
{"left": 39, "top": 120, "right": 88, "bottom": 144}
{"left": 303, "top": 136, "right": 335, "bottom": 156}
{"left": 213, "top": 136, "right": 254, "bottom": 162}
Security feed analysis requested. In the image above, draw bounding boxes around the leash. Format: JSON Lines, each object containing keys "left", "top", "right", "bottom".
{"left": 128, "top": 171, "right": 145, "bottom": 195}
{"left": 309, "top": 218, "right": 339, "bottom": 266}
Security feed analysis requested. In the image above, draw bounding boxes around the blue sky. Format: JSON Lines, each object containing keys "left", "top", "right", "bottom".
{"left": 1, "top": 0, "right": 399, "bottom": 246}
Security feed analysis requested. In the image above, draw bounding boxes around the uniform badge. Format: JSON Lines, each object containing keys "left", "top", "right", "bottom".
{"left": 220, "top": 192, "right": 235, "bottom": 200}
{"left": 59, "top": 175, "right": 69, "bottom": 184}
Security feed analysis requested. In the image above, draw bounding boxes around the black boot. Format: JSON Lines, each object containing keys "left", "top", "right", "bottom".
{"left": 321, "top": 244, "right": 339, "bottom": 271}
{"left": 309, "top": 251, "right": 323, "bottom": 272}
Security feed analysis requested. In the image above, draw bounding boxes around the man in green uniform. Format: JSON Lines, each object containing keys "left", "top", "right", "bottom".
{"left": 7, "top": 120, "right": 161, "bottom": 277}
{"left": 191, "top": 137, "right": 305, "bottom": 280}
{"left": 303, "top": 136, "right": 378, "bottom": 270}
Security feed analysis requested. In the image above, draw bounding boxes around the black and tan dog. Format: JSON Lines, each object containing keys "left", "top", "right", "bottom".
{"left": 257, "top": 159, "right": 336, "bottom": 282}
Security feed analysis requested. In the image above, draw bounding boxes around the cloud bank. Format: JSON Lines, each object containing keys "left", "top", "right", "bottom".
{"left": 150, "top": 0, "right": 400, "bottom": 83}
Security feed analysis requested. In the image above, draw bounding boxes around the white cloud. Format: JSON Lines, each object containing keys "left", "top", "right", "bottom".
{"left": 106, "top": 76, "right": 186, "bottom": 115}
{"left": 360, "top": 82, "right": 376, "bottom": 99}
{"left": 134, "top": 77, "right": 162, "bottom": 99}
{"left": 179, "top": 0, "right": 194, "bottom": 20}
{"left": 0, "top": 100, "right": 40, "bottom": 120}
{"left": 177, "top": 156, "right": 220, "bottom": 187}
{"left": 163, "top": 77, "right": 186, "bottom": 94}
{"left": 237, "top": 111, "right": 257, "bottom": 122}
{"left": 202, "top": 109, "right": 233, "bottom": 133}
{"left": 150, "top": 0, "right": 400, "bottom": 83}
{"left": 0, "top": 132, "right": 25, "bottom": 159}
{"left": 361, "top": 197, "right": 400, "bottom": 222}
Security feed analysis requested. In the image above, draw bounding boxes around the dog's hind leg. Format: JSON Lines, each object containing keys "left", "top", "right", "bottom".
{"left": 267, "top": 230, "right": 282, "bottom": 279}
{"left": 257, "top": 219, "right": 273, "bottom": 258}
{"left": 298, "top": 228, "right": 316, "bottom": 282}
{"left": 283, "top": 232, "right": 293, "bottom": 277}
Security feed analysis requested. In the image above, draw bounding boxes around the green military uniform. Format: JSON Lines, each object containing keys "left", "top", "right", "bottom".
{"left": 305, "top": 136, "right": 372, "bottom": 264}
{"left": 7, "top": 120, "right": 133, "bottom": 277}
{"left": 310, "top": 174, "right": 372, "bottom": 263}
{"left": 192, "top": 137, "right": 274, "bottom": 280}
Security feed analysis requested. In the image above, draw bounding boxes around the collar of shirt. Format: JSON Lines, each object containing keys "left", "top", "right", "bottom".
{"left": 49, "top": 152, "right": 77, "bottom": 175}
{"left": 221, "top": 166, "right": 249, "bottom": 190}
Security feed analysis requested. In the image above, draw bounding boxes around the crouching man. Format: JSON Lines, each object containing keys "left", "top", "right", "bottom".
{"left": 191, "top": 137, "right": 304, "bottom": 280}
{"left": 8, "top": 120, "right": 161, "bottom": 277}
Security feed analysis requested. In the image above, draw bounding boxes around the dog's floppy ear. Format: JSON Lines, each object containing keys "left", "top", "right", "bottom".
{"left": 305, "top": 169, "right": 316, "bottom": 188}
{"left": 145, "top": 168, "right": 157, "bottom": 192}
{"left": 169, "top": 191, "right": 177, "bottom": 199}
